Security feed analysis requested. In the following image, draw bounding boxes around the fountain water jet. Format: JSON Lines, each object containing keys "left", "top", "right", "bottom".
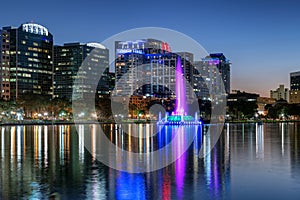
{"left": 157, "top": 56, "right": 201, "bottom": 125}
{"left": 174, "top": 56, "right": 187, "bottom": 116}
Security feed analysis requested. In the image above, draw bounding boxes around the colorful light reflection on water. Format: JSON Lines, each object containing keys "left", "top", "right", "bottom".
{"left": 0, "top": 123, "right": 300, "bottom": 199}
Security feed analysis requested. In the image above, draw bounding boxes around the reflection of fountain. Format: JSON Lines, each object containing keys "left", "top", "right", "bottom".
{"left": 157, "top": 56, "right": 201, "bottom": 125}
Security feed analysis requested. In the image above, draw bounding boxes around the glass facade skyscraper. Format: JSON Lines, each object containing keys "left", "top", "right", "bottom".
{"left": 54, "top": 42, "right": 112, "bottom": 100}
{"left": 0, "top": 23, "right": 53, "bottom": 100}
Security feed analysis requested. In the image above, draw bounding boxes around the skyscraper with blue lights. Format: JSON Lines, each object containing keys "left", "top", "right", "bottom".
{"left": 114, "top": 39, "right": 194, "bottom": 101}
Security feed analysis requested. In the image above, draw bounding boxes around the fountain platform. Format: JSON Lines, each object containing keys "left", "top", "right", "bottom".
{"left": 157, "top": 116, "right": 202, "bottom": 125}
{"left": 157, "top": 113, "right": 202, "bottom": 125}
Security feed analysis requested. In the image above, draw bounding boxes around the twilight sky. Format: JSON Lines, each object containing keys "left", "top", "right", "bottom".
{"left": 1, "top": 0, "right": 300, "bottom": 97}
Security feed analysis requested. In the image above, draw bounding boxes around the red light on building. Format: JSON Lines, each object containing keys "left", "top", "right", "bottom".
{"left": 162, "top": 42, "right": 171, "bottom": 52}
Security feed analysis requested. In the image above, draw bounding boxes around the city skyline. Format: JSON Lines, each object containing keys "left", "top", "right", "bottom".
{"left": 0, "top": 22, "right": 231, "bottom": 107}
{"left": 1, "top": 0, "right": 300, "bottom": 97}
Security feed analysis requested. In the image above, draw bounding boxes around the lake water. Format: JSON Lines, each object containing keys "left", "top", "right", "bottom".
{"left": 0, "top": 123, "right": 300, "bottom": 199}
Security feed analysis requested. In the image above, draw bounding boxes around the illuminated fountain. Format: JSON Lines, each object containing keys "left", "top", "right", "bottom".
{"left": 157, "top": 56, "right": 201, "bottom": 125}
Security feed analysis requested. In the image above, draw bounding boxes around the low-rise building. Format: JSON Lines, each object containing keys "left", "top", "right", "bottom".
{"left": 257, "top": 97, "right": 276, "bottom": 116}
{"left": 270, "top": 84, "right": 289, "bottom": 102}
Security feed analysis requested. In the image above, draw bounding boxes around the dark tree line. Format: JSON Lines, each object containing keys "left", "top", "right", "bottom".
{"left": 266, "top": 101, "right": 300, "bottom": 119}
{"left": 228, "top": 100, "right": 258, "bottom": 120}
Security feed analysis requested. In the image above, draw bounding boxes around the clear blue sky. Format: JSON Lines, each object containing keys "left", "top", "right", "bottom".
{"left": 1, "top": 0, "right": 300, "bottom": 96}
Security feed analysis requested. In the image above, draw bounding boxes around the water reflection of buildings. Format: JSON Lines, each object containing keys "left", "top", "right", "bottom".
{"left": 78, "top": 124, "right": 231, "bottom": 199}
{"left": 228, "top": 122, "right": 300, "bottom": 199}
{"left": 1, "top": 123, "right": 236, "bottom": 199}
{"left": 0, "top": 125, "right": 104, "bottom": 199}
{"left": 230, "top": 123, "right": 267, "bottom": 165}
{"left": 289, "top": 123, "right": 300, "bottom": 180}
{"left": 201, "top": 124, "right": 231, "bottom": 199}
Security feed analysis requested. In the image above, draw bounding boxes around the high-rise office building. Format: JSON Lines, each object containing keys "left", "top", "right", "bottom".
{"left": 114, "top": 39, "right": 229, "bottom": 105}
{"left": 0, "top": 23, "right": 53, "bottom": 100}
{"left": 114, "top": 39, "right": 171, "bottom": 96}
{"left": 270, "top": 84, "right": 289, "bottom": 101}
{"left": 114, "top": 39, "right": 195, "bottom": 101}
{"left": 54, "top": 42, "right": 112, "bottom": 100}
{"left": 115, "top": 39, "right": 170, "bottom": 97}
{"left": 202, "top": 53, "right": 231, "bottom": 94}
{"left": 193, "top": 61, "right": 210, "bottom": 100}
{"left": 115, "top": 38, "right": 171, "bottom": 57}
{"left": 143, "top": 52, "right": 195, "bottom": 99}
{"left": 290, "top": 71, "right": 300, "bottom": 103}
{"left": 195, "top": 57, "right": 227, "bottom": 102}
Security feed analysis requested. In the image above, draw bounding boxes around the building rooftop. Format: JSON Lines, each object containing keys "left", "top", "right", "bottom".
{"left": 21, "top": 23, "right": 49, "bottom": 36}
{"left": 290, "top": 71, "right": 300, "bottom": 76}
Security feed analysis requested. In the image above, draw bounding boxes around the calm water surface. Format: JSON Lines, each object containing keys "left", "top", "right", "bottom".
{"left": 0, "top": 123, "right": 300, "bottom": 199}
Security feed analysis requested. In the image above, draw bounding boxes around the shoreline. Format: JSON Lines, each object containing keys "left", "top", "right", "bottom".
{"left": 0, "top": 119, "right": 300, "bottom": 126}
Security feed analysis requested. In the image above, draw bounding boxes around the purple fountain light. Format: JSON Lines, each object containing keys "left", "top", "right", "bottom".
{"left": 174, "top": 56, "right": 187, "bottom": 116}
{"left": 157, "top": 56, "right": 201, "bottom": 125}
